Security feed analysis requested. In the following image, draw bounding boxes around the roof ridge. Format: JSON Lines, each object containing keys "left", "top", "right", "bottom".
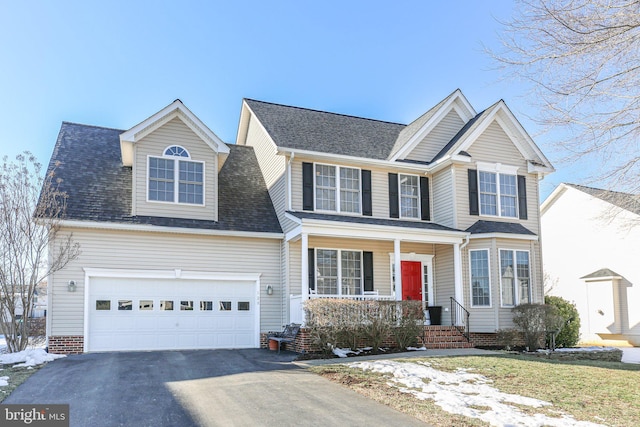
{"left": 244, "top": 98, "right": 406, "bottom": 127}
{"left": 62, "top": 121, "right": 125, "bottom": 132}
{"left": 567, "top": 183, "right": 637, "bottom": 197}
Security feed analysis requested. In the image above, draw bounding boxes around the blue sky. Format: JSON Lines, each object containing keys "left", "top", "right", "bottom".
{"left": 0, "top": 1, "right": 585, "bottom": 199}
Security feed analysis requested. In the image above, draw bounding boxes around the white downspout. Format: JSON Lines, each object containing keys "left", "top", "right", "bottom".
{"left": 287, "top": 153, "right": 295, "bottom": 211}
{"left": 452, "top": 235, "right": 469, "bottom": 326}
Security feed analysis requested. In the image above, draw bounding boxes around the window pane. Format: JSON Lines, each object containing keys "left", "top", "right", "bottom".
{"left": 500, "top": 174, "right": 517, "bottom": 217}
{"left": 340, "top": 167, "right": 361, "bottom": 213}
{"left": 516, "top": 251, "right": 531, "bottom": 304}
{"left": 139, "top": 300, "right": 153, "bottom": 310}
{"left": 500, "top": 250, "right": 516, "bottom": 306}
{"left": 400, "top": 174, "right": 419, "bottom": 218}
{"left": 149, "top": 157, "right": 175, "bottom": 202}
{"left": 118, "top": 300, "right": 132, "bottom": 311}
{"left": 178, "top": 161, "right": 203, "bottom": 204}
{"left": 160, "top": 300, "right": 174, "bottom": 311}
{"left": 316, "top": 249, "right": 338, "bottom": 294}
{"left": 479, "top": 172, "right": 497, "bottom": 216}
{"left": 238, "top": 301, "right": 250, "bottom": 311}
{"left": 180, "top": 301, "right": 194, "bottom": 311}
{"left": 200, "top": 301, "right": 213, "bottom": 311}
{"left": 219, "top": 301, "right": 232, "bottom": 311}
{"left": 470, "top": 250, "right": 490, "bottom": 306}
{"left": 164, "top": 146, "right": 189, "bottom": 157}
{"left": 315, "top": 165, "right": 337, "bottom": 211}
{"left": 96, "top": 300, "right": 111, "bottom": 310}
{"left": 341, "top": 251, "right": 362, "bottom": 295}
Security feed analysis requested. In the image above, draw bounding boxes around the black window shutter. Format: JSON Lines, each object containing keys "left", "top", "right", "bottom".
{"left": 389, "top": 173, "right": 399, "bottom": 218}
{"left": 420, "top": 176, "right": 430, "bottom": 221}
{"left": 308, "top": 248, "right": 315, "bottom": 291}
{"left": 468, "top": 169, "right": 479, "bottom": 216}
{"left": 361, "top": 169, "right": 372, "bottom": 216}
{"left": 363, "top": 251, "right": 374, "bottom": 292}
{"left": 517, "top": 175, "right": 528, "bottom": 220}
{"left": 302, "top": 162, "right": 314, "bottom": 211}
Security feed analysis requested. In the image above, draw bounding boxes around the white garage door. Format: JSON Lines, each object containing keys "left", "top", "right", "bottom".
{"left": 87, "top": 277, "right": 258, "bottom": 352}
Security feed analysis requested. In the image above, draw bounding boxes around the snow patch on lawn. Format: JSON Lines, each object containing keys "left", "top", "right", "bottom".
{"left": 542, "top": 346, "right": 617, "bottom": 353}
{"left": 0, "top": 376, "right": 8, "bottom": 387}
{"left": 0, "top": 349, "right": 65, "bottom": 368}
{"left": 349, "top": 360, "right": 605, "bottom": 427}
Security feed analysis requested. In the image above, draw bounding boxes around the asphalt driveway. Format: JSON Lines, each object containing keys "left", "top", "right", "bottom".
{"left": 4, "top": 349, "right": 425, "bottom": 426}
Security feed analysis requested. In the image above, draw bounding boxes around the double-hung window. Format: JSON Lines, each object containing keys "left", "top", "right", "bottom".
{"left": 315, "top": 164, "right": 361, "bottom": 213}
{"left": 470, "top": 249, "right": 491, "bottom": 307}
{"left": 499, "top": 249, "right": 531, "bottom": 306}
{"left": 399, "top": 174, "right": 419, "bottom": 218}
{"left": 148, "top": 146, "right": 204, "bottom": 205}
{"left": 477, "top": 164, "right": 518, "bottom": 218}
{"left": 316, "top": 249, "right": 362, "bottom": 296}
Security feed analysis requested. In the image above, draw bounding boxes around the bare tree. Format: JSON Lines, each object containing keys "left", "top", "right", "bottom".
{"left": 0, "top": 153, "right": 80, "bottom": 353}
{"left": 491, "top": 0, "right": 640, "bottom": 197}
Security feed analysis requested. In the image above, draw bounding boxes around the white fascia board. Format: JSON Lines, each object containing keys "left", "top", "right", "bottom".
{"left": 528, "top": 161, "right": 555, "bottom": 175}
{"left": 390, "top": 92, "right": 476, "bottom": 161}
{"left": 276, "top": 147, "right": 430, "bottom": 173}
{"left": 468, "top": 232, "right": 539, "bottom": 241}
{"left": 83, "top": 267, "right": 262, "bottom": 282}
{"left": 299, "top": 218, "right": 467, "bottom": 244}
{"left": 235, "top": 101, "right": 252, "bottom": 145}
{"left": 58, "top": 219, "right": 283, "bottom": 240}
{"left": 583, "top": 276, "right": 622, "bottom": 283}
{"left": 540, "top": 183, "right": 569, "bottom": 215}
{"left": 119, "top": 100, "right": 229, "bottom": 166}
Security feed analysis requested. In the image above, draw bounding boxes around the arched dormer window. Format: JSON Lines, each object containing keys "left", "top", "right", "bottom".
{"left": 148, "top": 145, "right": 205, "bottom": 205}
{"left": 164, "top": 145, "right": 190, "bottom": 158}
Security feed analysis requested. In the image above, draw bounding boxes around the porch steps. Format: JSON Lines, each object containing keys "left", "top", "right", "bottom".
{"left": 422, "top": 326, "right": 474, "bottom": 349}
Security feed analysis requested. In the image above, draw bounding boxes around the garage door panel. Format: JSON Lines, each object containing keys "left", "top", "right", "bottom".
{"left": 88, "top": 278, "right": 258, "bottom": 352}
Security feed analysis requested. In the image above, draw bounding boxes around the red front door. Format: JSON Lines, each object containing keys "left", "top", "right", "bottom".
{"left": 401, "top": 261, "right": 422, "bottom": 301}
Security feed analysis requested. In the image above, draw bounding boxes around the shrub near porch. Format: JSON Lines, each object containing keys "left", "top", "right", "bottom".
{"left": 303, "top": 299, "right": 425, "bottom": 354}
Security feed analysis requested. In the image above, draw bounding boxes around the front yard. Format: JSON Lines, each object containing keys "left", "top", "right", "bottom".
{"left": 311, "top": 354, "right": 640, "bottom": 427}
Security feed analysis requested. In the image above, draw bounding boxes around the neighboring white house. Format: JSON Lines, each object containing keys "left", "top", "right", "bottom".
{"left": 541, "top": 183, "right": 640, "bottom": 345}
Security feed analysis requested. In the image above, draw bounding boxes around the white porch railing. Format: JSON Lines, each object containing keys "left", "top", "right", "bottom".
{"left": 308, "top": 293, "right": 395, "bottom": 301}
{"left": 289, "top": 294, "right": 304, "bottom": 324}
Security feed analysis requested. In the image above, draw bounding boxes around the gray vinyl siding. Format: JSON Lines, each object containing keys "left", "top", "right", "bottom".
{"left": 432, "top": 168, "right": 455, "bottom": 228}
{"left": 49, "top": 228, "right": 282, "bottom": 336}
{"left": 134, "top": 117, "right": 218, "bottom": 221}
{"left": 434, "top": 244, "right": 455, "bottom": 325}
{"left": 405, "top": 109, "right": 465, "bottom": 162}
{"left": 452, "top": 120, "right": 541, "bottom": 233}
{"left": 241, "top": 116, "right": 299, "bottom": 233}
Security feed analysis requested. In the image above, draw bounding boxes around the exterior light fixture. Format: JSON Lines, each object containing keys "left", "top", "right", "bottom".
{"left": 266, "top": 285, "right": 273, "bottom": 295}
{"left": 68, "top": 280, "right": 77, "bottom": 292}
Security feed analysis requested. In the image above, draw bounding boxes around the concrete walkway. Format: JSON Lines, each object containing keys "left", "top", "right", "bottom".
{"left": 5, "top": 349, "right": 427, "bottom": 427}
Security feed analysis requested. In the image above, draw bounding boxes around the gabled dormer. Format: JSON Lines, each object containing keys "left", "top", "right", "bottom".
{"left": 119, "top": 100, "right": 230, "bottom": 221}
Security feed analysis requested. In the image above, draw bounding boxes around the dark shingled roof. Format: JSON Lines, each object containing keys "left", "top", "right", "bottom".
{"left": 245, "top": 99, "right": 406, "bottom": 160}
{"left": 465, "top": 220, "right": 536, "bottom": 236}
{"left": 580, "top": 268, "right": 622, "bottom": 280}
{"left": 567, "top": 184, "right": 640, "bottom": 216}
{"left": 47, "top": 122, "right": 282, "bottom": 234}
{"left": 287, "top": 211, "right": 464, "bottom": 233}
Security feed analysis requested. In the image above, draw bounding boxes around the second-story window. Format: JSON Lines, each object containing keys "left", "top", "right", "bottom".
{"left": 479, "top": 171, "right": 517, "bottom": 218}
{"left": 399, "top": 174, "right": 419, "bottom": 218}
{"left": 315, "top": 164, "right": 361, "bottom": 214}
{"left": 148, "top": 146, "right": 204, "bottom": 205}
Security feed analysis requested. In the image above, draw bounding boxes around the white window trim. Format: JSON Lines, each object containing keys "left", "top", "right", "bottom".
{"left": 498, "top": 248, "right": 531, "bottom": 308}
{"left": 313, "top": 163, "right": 362, "bottom": 215}
{"left": 314, "top": 248, "right": 364, "bottom": 296}
{"left": 398, "top": 173, "right": 421, "bottom": 220}
{"left": 146, "top": 146, "right": 206, "bottom": 207}
{"left": 387, "top": 253, "right": 434, "bottom": 306}
{"left": 469, "top": 248, "right": 492, "bottom": 308}
{"left": 476, "top": 162, "right": 519, "bottom": 219}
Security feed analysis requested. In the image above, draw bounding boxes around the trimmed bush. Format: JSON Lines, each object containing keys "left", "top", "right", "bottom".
{"left": 512, "top": 303, "right": 562, "bottom": 351}
{"left": 545, "top": 295, "right": 581, "bottom": 348}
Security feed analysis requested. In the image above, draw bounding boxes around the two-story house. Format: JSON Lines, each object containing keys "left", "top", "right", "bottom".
{"left": 45, "top": 90, "right": 553, "bottom": 354}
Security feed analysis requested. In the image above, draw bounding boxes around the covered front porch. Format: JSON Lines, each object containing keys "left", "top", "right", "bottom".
{"left": 284, "top": 212, "right": 470, "bottom": 329}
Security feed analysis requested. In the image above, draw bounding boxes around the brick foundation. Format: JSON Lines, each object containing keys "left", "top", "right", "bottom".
{"left": 48, "top": 336, "right": 84, "bottom": 354}
{"left": 469, "top": 332, "right": 500, "bottom": 347}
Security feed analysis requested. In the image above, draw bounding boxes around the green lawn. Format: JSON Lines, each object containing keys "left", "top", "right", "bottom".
{"left": 0, "top": 364, "right": 42, "bottom": 403}
{"left": 311, "top": 354, "right": 640, "bottom": 427}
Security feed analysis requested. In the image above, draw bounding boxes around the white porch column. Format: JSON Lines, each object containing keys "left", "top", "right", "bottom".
{"left": 453, "top": 242, "right": 463, "bottom": 325}
{"left": 394, "top": 239, "right": 402, "bottom": 300}
{"left": 301, "top": 233, "right": 309, "bottom": 300}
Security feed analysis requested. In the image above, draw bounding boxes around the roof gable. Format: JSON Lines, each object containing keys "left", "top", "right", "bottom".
{"left": 119, "top": 100, "right": 229, "bottom": 166}
{"left": 389, "top": 89, "right": 476, "bottom": 161}
{"left": 542, "top": 183, "right": 640, "bottom": 217}
{"left": 431, "top": 101, "right": 554, "bottom": 174}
